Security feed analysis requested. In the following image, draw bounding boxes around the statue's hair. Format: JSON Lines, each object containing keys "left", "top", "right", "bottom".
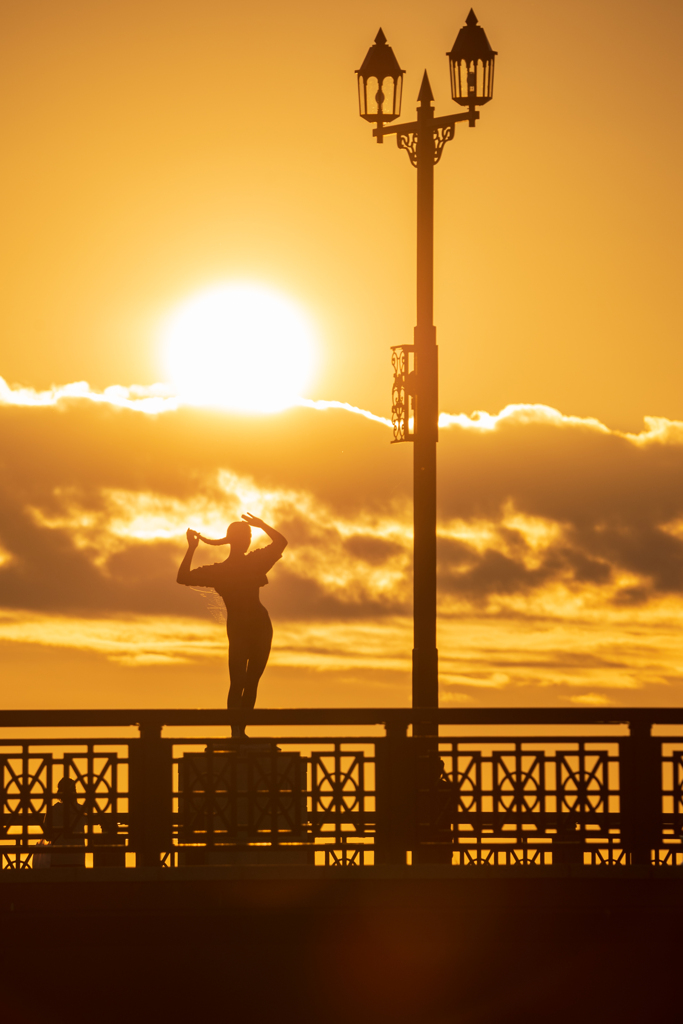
{"left": 199, "top": 521, "right": 251, "bottom": 546}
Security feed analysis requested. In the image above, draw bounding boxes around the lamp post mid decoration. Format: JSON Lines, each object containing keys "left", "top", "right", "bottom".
{"left": 356, "top": 11, "right": 496, "bottom": 714}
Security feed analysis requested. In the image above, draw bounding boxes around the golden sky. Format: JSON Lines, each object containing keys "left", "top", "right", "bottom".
{"left": 1, "top": 0, "right": 683, "bottom": 710}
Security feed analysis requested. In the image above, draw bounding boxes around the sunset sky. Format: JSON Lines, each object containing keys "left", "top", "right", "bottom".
{"left": 1, "top": 0, "right": 683, "bottom": 711}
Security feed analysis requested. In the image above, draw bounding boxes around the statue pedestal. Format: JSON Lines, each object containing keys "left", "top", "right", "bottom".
{"left": 179, "top": 744, "right": 309, "bottom": 863}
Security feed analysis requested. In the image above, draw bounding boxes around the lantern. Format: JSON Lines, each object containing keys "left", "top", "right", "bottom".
{"left": 447, "top": 9, "right": 496, "bottom": 108}
{"left": 356, "top": 29, "right": 405, "bottom": 127}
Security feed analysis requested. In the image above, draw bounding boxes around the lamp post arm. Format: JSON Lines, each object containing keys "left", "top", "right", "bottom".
{"left": 372, "top": 110, "right": 476, "bottom": 140}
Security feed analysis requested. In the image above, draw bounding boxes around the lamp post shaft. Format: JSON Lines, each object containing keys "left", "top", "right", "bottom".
{"left": 412, "top": 84, "right": 439, "bottom": 710}
{"left": 357, "top": 17, "right": 497, "bottom": 717}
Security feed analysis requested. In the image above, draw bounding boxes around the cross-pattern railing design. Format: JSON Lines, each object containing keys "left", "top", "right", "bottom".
{"left": 0, "top": 708, "right": 682, "bottom": 869}
{"left": 415, "top": 737, "right": 623, "bottom": 865}
{"left": 0, "top": 741, "right": 129, "bottom": 869}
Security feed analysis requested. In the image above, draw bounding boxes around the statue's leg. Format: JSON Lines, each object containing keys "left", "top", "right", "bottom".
{"left": 241, "top": 614, "right": 273, "bottom": 710}
{"left": 227, "top": 624, "right": 249, "bottom": 709}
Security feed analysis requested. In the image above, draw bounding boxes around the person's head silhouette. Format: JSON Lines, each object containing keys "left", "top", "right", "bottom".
{"left": 56, "top": 777, "right": 78, "bottom": 804}
{"left": 226, "top": 521, "right": 251, "bottom": 554}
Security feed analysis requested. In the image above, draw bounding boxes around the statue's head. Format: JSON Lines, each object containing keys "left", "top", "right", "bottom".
{"left": 226, "top": 521, "right": 251, "bottom": 554}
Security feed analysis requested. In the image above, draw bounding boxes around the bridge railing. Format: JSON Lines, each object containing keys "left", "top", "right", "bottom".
{"left": 0, "top": 708, "right": 681, "bottom": 869}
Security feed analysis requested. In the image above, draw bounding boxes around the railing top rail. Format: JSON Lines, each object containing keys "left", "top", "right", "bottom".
{"left": 0, "top": 707, "right": 682, "bottom": 730}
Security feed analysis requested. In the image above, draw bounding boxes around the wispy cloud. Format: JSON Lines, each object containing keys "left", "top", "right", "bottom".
{"left": 0, "top": 610, "right": 223, "bottom": 666}
{"left": 0, "top": 377, "right": 181, "bottom": 414}
{"left": 0, "top": 376, "right": 393, "bottom": 426}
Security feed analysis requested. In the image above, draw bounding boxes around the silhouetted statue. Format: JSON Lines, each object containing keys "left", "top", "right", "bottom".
{"left": 177, "top": 513, "right": 287, "bottom": 738}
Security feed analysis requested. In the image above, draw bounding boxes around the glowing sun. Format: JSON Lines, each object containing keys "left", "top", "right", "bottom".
{"left": 162, "top": 284, "right": 316, "bottom": 412}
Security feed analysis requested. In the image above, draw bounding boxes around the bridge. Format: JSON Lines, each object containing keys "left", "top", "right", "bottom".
{"left": 1, "top": 705, "right": 682, "bottom": 871}
{"left": 2, "top": 706, "right": 682, "bottom": 1021}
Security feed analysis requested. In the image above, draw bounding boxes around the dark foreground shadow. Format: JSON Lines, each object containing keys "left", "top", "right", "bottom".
{"left": 1, "top": 873, "right": 681, "bottom": 1023}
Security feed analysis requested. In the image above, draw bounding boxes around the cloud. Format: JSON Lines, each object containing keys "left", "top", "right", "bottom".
{"left": 4, "top": 386, "right": 683, "bottom": 621}
{"left": 0, "top": 377, "right": 181, "bottom": 414}
{"left": 436, "top": 405, "right": 683, "bottom": 608}
{"left": 4, "top": 378, "right": 683, "bottom": 702}
{"left": 569, "top": 693, "right": 613, "bottom": 706}
{"left": 0, "top": 610, "right": 224, "bottom": 667}
{"left": 0, "top": 376, "right": 392, "bottom": 427}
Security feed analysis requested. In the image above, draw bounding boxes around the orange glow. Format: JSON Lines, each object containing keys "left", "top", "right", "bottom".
{"left": 2, "top": 1, "right": 683, "bottom": 711}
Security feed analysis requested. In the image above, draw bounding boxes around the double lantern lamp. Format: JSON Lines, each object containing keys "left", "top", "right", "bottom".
{"left": 356, "top": 9, "right": 496, "bottom": 138}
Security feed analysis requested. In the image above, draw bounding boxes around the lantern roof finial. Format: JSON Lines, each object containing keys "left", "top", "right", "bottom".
{"left": 356, "top": 28, "right": 405, "bottom": 81}
{"left": 418, "top": 71, "right": 434, "bottom": 105}
{"left": 447, "top": 10, "right": 497, "bottom": 62}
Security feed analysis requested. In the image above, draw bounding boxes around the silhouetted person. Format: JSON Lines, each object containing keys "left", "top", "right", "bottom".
{"left": 37, "top": 777, "right": 86, "bottom": 868}
{"left": 177, "top": 513, "right": 287, "bottom": 738}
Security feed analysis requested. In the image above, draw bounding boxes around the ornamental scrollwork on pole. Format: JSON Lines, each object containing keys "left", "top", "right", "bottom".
{"left": 396, "top": 123, "right": 457, "bottom": 168}
{"left": 396, "top": 131, "right": 418, "bottom": 168}
{"left": 391, "top": 345, "right": 415, "bottom": 443}
{"left": 433, "top": 123, "right": 456, "bottom": 165}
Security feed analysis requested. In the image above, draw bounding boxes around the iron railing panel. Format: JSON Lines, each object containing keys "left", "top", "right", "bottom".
{"left": 0, "top": 710, "right": 681, "bottom": 869}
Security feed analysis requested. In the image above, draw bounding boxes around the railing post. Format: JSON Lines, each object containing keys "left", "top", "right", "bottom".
{"left": 375, "top": 720, "right": 413, "bottom": 865}
{"left": 412, "top": 729, "right": 453, "bottom": 865}
{"left": 620, "top": 718, "right": 661, "bottom": 866}
{"left": 128, "top": 720, "right": 173, "bottom": 867}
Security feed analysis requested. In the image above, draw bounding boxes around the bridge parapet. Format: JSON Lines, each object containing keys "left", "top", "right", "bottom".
{"left": 0, "top": 708, "right": 681, "bottom": 870}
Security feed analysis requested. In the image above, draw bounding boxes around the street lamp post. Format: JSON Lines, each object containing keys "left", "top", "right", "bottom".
{"left": 356, "top": 11, "right": 496, "bottom": 715}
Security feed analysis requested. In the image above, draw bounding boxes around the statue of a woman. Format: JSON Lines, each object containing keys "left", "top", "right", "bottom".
{"left": 177, "top": 513, "right": 287, "bottom": 738}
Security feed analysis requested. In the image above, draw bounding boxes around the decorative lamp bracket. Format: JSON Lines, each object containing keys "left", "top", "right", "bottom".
{"left": 397, "top": 130, "right": 418, "bottom": 168}
{"left": 391, "top": 345, "right": 416, "bottom": 443}
{"left": 434, "top": 123, "right": 456, "bottom": 164}
{"left": 375, "top": 111, "right": 475, "bottom": 167}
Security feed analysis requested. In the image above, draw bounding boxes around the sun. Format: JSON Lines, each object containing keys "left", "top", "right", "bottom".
{"left": 162, "top": 283, "right": 316, "bottom": 412}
